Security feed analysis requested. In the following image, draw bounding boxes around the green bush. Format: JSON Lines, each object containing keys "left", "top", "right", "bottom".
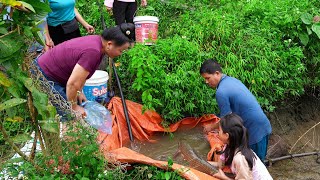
{"left": 117, "top": 37, "right": 216, "bottom": 122}
{"left": 77, "top": 0, "right": 320, "bottom": 123}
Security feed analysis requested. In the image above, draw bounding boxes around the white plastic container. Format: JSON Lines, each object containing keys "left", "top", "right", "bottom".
{"left": 83, "top": 70, "right": 109, "bottom": 101}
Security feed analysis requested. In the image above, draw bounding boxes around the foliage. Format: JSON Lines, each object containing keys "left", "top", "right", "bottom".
{"left": 1, "top": 122, "right": 183, "bottom": 179}
{"left": 117, "top": 37, "right": 216, "bottom": 121}
{"left": 0, "top": 0, "right": 56, "bottom": 162}
{"left": 299, "top": 13, "right": 320, "bottom": 46}
{"left": 114, "top": 0, "right": 320, "bottom": 122}
{"left": 76, "top": 0, "right": 115, "bottom": 34}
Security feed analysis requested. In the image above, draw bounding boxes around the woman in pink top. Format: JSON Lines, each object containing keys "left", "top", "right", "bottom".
{"left": 34, "top": 23, "right": 135, "bottom": 121}
{"left": 213, "top": 113, "right": 273, "bottom": 180}
{"left": 104, "top": 0, "right": 147, "bottom": 25}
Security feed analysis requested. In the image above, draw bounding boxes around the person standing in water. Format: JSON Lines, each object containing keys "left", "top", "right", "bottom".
{"left": 200, "top": 59, "right": 272, "bottom": 162}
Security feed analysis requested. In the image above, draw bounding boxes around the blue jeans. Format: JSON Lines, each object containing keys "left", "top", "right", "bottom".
{"left": 32, "top": 58, "right": 71, "bottom": 121}
{"left": 250, "top": 134, "right": 269, "bottom": 162}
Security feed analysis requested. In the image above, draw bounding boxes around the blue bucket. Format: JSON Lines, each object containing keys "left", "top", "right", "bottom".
{"left": 83, "top": 70, "right": 109, "bottom": 102}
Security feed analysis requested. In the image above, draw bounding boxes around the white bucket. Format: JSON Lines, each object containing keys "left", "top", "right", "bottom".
{"left": 133, "top": 16, "right": 159, "bottom": 45}
{"left": 83, "top": 70, "right": 109, "bottom": 101}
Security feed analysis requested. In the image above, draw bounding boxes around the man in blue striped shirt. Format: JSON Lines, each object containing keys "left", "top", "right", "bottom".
{"left": 200, "top": 59, "right": 272, "bottom": 161}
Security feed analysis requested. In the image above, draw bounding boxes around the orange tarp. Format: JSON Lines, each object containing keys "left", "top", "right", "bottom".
{"left": 97, "top": 97, "right": 224, "bottom": 179}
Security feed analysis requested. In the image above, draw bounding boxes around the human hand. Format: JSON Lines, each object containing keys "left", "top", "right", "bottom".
{"left": 72, "top": 105, "right": 86, "bottom": 118}
{"left": 141, "top": 0, "right": 147, "bottom": 7}
{"left": 84, "top": 24, "right": 95, "bottom": 34}
{"left": 213, "top": 169, "right": 230, "bottom": 180}
{"left": 44, "top": 39, "right": 54, "bottom": 51}
{"left": 106, "top": 6, "right": 113, "bottom": 15}
{"left": 77, "top": 91, "right": 87, "bottom": 104}
{"left": 203, "top": 123, "right": 219, "bottom": 134}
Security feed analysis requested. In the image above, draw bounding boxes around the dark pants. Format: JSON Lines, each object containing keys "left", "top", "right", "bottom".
{"left": 48, "top": 25, "right": 81, "bottom": 46}
{"left": 112, "top": 0, "right": 137, "bottom": 25}
{"left": 32, "top": 58, "right": 72, "bottom": 122}
{"left": 250, "top": 134, "right": 269, "bottom": 162}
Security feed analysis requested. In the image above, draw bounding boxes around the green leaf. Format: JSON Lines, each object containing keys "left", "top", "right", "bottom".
{"left": 27, "top": 0, "right": 52, "bottom": 13}
{"left": 0, "top": 31, "right": 24, "bottom": 60}
{"left": 17, "top": 1, "right": 36, "bottom": 13}
{"left": 0, "top": 98, "right": 27, "bottom": 111}
{"left": 301, "top": 13, "right": 313, "bottom": 25}
{"left": 311, "top": 24, "right": 320, "bottom": 39}
{"left": 0, "top": 71, "right": 12, "bottom": 87}
{"left": 164, "top": 172, "right": 171, "bottom": 180}
{"left": 298, "top": 33, "right": 309, "bottom": 46}
{"left": 307, "top": 27, "right": 312, "bottom": 35}
{"left": 32, "top": 28, "right": 45, "bottom": 46}
{"left": 10, "top": 133, "right": 32, "bottom": 143}
{"left": 0, "top": 27, "right": 8, "bottom": 35}
{"left": 6, "top": 116, "right": 24, "bottom": 122}
{"left": 40, "top": 120, "right": 59, "bottom": 133}
{"left": 23, "top": 26, "right": 33, "bottom": 38}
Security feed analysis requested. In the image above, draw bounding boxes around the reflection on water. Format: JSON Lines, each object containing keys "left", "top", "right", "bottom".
{"left": 124, "top": 125, "right": 211, "bottom": 165}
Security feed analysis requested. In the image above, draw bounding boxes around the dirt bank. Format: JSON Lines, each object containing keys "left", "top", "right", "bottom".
{"left": 267, "top": 94, "right": 320, "bottom": 179}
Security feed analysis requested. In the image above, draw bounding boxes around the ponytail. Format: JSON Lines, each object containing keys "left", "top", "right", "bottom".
{"left": 101, "top": 23, "right": 135, "bottom": 46}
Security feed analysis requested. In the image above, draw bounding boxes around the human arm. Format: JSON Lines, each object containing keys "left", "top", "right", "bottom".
{"left": 104, "top": 0, "right": 113, "bottom": 14}
{"left": 213, "top": 169, "right": 233, "bottom": 180}
{"left": 208, "top": 158, "right": 223, "bottom": 169}
{"left": 74, "top": 7, "right": 94, "bottom": 33}
{"left": 141, "top": 0, "right": 147, "bottom": 7}
{"left": 66, "top": 64, "right": 89, "bottom": 115}
{"left": 216, "top": 91, "right": 232, "bottom": 117}
{"left": 203, "top": 122, "right": 219, "bottom": 134}
{"left": 44, "top": 22, "right": 54, "bottom": 51}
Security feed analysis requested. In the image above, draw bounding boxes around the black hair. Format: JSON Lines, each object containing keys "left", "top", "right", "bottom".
{"left": 220, "top": 113, "right": 256, "bottom": 170}
{"left": 199, "top": 59, "right": 222, "bottom": 74}
{"left": 101, "top": 23, "right": 135, "bottom": 46}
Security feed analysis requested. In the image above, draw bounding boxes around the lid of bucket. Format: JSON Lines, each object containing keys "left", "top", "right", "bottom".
{"left": 133, "top": 16, "right": 159, "bottom": 23}
{"left": 85, "top": 70, "right": 109, "bottom": 85}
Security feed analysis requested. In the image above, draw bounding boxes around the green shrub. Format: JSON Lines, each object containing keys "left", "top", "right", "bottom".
{"left": 77, "top": 0, "right": 320, "bottom": 123}
{"left": 117, "top": 37, "right": 216, "bottom": 122}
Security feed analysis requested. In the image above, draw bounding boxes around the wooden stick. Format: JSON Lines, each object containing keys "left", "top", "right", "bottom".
{"left": 265, "top": 151, "right": 320, "bottom": 166}
{"left": 290, "top": 121, "right": 320, "bottom": 153}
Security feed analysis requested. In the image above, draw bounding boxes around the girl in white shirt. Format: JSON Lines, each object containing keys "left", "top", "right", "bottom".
{"left": 213, "top": 113, "right": 273, "bottom": 180}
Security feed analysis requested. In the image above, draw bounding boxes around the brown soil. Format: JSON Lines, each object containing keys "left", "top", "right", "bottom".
{"left": 267, "top": 95, "right": 320, "bottom": 179}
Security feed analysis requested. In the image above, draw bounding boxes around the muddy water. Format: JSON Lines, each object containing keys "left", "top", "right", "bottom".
{"left": 125, "top": 125, "right": 212, "bottom": 166}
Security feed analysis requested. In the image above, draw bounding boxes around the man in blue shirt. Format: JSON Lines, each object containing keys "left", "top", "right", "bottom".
{"left": 200, "top": 59, "right": 272, "bottom": 161}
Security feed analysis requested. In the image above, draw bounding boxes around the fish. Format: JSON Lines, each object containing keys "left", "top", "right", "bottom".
{"left": 174, "top": 139, "right": 218, "bottom": 175}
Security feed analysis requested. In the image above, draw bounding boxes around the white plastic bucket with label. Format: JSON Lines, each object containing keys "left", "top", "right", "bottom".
{"left": 83, "top": 70, "right": 109, "bottom": 102}
{"left": 133, "top": 16, "right": 159, "bottom": 45}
